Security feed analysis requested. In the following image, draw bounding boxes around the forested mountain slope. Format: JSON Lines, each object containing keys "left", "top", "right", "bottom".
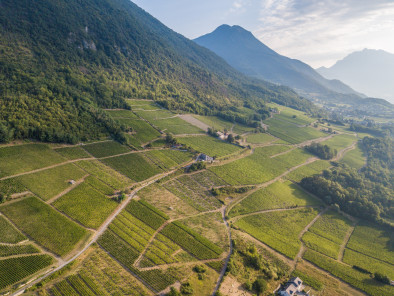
{"left": 0, "top": 0, "right": 314, "bottom": 143}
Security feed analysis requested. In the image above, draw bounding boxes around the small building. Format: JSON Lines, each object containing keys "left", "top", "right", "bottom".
{"left": 197, "top": 153, "right": 214, "bottom": 162}
{"left": 216, "top": 131, "right": 228, "bottom": 140}
{"left": 69, "top": 180, "right": 76, "bottom": 185}
{"left": 277, "top": 277, "right": 309, "bottom": 296}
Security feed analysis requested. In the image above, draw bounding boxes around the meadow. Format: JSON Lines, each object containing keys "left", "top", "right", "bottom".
{"left": 54, "top": 182, "right": 118, "bottom": 229}
{"left": 177, "top": 135, "right": 242, "bottom": 158}
{"left": 320, "top": 134, "right": 356, "bottom": 152}
{"left": 286, "top": 160, "right": 331, "bottom": 182}
{"left": 17, "top": 163, "right": 86, "bottom": 201}
{"left": 0, "top": 197, "right": 88, "bottom": 256}
{"left": 263, "top": 118, "right": 325, "bottom": 144}
{"left": 0, "top": 215, "right": 26, "bottom": 243}
{"left": 102, "top": 153, "right": 162, "bottom": 182}
{"left": 0, "top": 144, "right": 65, "bottom": 177}
{"left": 235, "top": 208, "right": 319, "bottom": 259}
{"left": 274, "top": 108, "right": 315, "bottom": 126}
{"left": 82, "top": 141, "right": 131, "bottom": 158}
{"left": 126, "top": 99, "right": 159, "bottom": 110}
{"left": 340, "top": 143, "right": 366, "bottom": 169}
{"left": 229, "top": 180, "right": 321, "bottom": 217}
{"left": 75, "top": 160, "right": 132, "bottom": 189}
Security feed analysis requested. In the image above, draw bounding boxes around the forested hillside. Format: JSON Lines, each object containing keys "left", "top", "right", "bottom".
{"left": 0, "top": 0, "right": 315, "bottom": 144}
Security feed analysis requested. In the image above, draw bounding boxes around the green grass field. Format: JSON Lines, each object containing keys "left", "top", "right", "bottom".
{"left": 286, "top": 160, "right": 331, "bottom": 182}
{"left": 229, "top": 180, "right": 321, "bottom": 217}
{"left": 82, "top": 141, "right": 131, "bottom": 158}
{"left": 210, "top": 147, "right": 312, "bottom": 185}
{"left": 246, "top": 133, "right": 277, "bottom": 144}
{"left": 303, "top": 249, "right": 393, "bottom": 296}
{"left": 320, "top": 134, "right": 356, "bottom": 152}
{"left": 0, "top": 197, "right": 87, "bottom": 256}
{"left": 177, "top": 135, "right": 242, "bottom": 158}
{"left": 102, "top": 153, "right": 162, "bottom": 182}
{"left": 17, "top": 163, "right": 86, "bottom": 201}
{"left": 340, "top": 143, "right": 366, "bottom": 169}
{"left": 75, "top": 160, "right": 132, "bottom": 189}
{"left": 53, "top": 182, "right": 118, "bottom": 229}
{"left": 235, "top": 208, "right": 319, "bottom": 258}
{"left": 264, "top": 118, "right": 325, "bottom": 144}
{"left": 347, "top": 222, "right": 394, "bottom": 265}
{"left": 274, "top": 108, "right": 315, "bottom": 126}
{"left": 126, "top": 99, "right": 159, "bottom": 110}
{"left": 0, "top": 215, "right": 25, "bottom": 243}
{"left": 0, "top": 255, "right": 54, "bottom": 290}
{"left": 54, "top": 146, "right": 91, "bottom": 160}
{"left": 0, "top": 144, "right": 65, "bottom": 177}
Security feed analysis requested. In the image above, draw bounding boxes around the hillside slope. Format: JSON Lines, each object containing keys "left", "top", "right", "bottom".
{"left": 0, "top": 0, "right": 313, "bottom": 143}
{"left": 317, "top": 49, "right": 394, "bottom": 104}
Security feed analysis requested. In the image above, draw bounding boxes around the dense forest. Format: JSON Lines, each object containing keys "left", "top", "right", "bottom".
{"left": 0, "top": 0, "right": 317, "bottom": 144}
{"left": 301, "top": 137, "right": 393, "bottom": 226}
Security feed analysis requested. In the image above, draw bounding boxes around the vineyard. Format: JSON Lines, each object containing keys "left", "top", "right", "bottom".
{"left": 0, "top": 178, "right": 27, "bottom": 198}
{"left": 346, "top": 223, "right": 394, "bottom": 265}
{"left": 229, "top": 180, "right": 321, "bottom": 217}
{"left": 54, "top": 146, "right": 91, "bottom": 160}
{"left": 82, "top": 141, "right": 132, "bottom": 158}
{"left": 263, "top": 118, "right": 325, "bottom": 144}
{"left": 102, "top": 153, "right": 162, "bottom": 182}
{"left": 235, "top": 208, "right": 319, "bottom": 259}
{"left": 161, "top": 221, "right": 223, "bottom": 260}
{"left": 53, "top": 182, "right": 118, "bottom": 229}
{"left": 0, "top": 255, "right": 54, "bottom": 290}
{"left": 144, "top": 149, "right": 192, "bottom": 170}
{"left": 302, "top": 231, "right": 341, "bottom": 259}
{"left": 0, "top": 196, "right": 88, "bottom": 256}
{"left": 0, "top": 144, "right": 65, "bottom": 178}
{"left": 246, "top": 133, "right": 277, "bottom": 144}
{"left": 17, "top": 163, "right": 86, "bottom": 201}
{"left": 0, "top": 244, "right": 40, "bottom": 257}
{"left": 0, "top": 215, "right": 26, "bottom": 243}
{"left": 75, "top": 160, "right": 132, "bottom": 189}
{"left": 303, "top": 249, "right": 393, "bottom": 296}
{"left": 164, "top": 175, "right": 222, "bottom": 211}
{"left": 210, "top": 147, "right": 312, "bottom": 185}
{"left": 177, "top": 135, "right": 242, "bottom": 158}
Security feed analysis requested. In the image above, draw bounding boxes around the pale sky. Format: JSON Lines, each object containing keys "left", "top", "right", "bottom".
{"left": 132, "top": 0, "right": 394, "bottom": 68}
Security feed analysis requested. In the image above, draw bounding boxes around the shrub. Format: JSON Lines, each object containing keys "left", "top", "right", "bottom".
{"left": 374, "top": 272, "right": 390, "bottom": 285}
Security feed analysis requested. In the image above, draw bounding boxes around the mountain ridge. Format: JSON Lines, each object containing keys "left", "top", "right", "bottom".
{"left": 0, "top": 0, "right": 315, "bottom": 143}
{"left": 317, "top": 48, "right": 394, "bottom": 104}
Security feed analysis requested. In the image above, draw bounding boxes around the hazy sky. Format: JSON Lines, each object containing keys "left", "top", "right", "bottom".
{"left": 132, "top": 0, "right": 394, "bottom": 68}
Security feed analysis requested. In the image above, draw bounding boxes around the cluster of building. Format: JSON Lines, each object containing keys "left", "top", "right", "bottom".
{"left": 277, "top": 277, "right": 309, "bottom": 296}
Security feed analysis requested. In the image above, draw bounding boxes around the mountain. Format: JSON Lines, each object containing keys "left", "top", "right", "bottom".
{"left": 317, "top": 49, "right": 394, "bottom": 104}
{"left": 194, "top": 25, "right": 364, "bottom": 98}
{"left": 0, "top": 0, "right": 314, "bottom": 144}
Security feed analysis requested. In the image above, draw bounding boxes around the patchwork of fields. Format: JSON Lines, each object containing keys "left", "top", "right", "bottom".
{"left": 0, "top": 103, "right": 391, "bottom": 296}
